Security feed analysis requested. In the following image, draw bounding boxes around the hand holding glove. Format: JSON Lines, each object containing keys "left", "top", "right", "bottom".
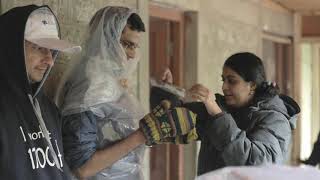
{"left": 139, "top": 100, "right": 197, "bottom": 146}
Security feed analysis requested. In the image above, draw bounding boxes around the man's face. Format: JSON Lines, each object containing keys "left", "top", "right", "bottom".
{"left": 24, "top": 40, "right": 54, "bottom": 83}
{"left": 120, "top": 25, "right": 141, "bottom": 60}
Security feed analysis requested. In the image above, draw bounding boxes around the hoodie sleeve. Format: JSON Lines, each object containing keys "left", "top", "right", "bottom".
{"left": 204, "top": 110, "right": 292, "bottom": 166}
{"left": 62, "top": 111, "right": 98, "bottom": 171}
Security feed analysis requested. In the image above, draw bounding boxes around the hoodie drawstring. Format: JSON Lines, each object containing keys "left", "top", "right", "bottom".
{"left": 28, "top": 94, "right": 63, "bottom": 171}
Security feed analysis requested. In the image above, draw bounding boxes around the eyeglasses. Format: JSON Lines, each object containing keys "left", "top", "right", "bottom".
{"left": 120, "top": 39, "right": 140, "bottom": 50}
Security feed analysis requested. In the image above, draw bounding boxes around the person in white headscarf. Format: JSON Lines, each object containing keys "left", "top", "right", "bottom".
{"left": 56, "top": 6, "right": 146, "bottom": 180}
{"left": 55, "top": 6, "right": 197, "bottom": 180}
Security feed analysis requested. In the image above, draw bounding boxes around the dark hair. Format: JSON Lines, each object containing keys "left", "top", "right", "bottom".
{"left": 127, "top": 13, "right": 145, "bottom": 32}
{"left": 224, "top": 52, "right": 279, "bottom": 100}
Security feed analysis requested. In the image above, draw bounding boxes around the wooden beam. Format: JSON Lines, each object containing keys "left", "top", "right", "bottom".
{"left": 302, "top": 15, "right": 320, "bottom": 37}
{"left": 291, "top": 12, "right": 302, "bottom": 165}
{"left": 262, "top": 32, "right": 292, "bottom": 44}
{"left": 301, "top": 37, "right": 320, "bottom": 43}
{"left": 262, "top": 0, "right": 292, "bottom": 14}
{"left": 149, "top": 4, "right": 184, "bottom": 22}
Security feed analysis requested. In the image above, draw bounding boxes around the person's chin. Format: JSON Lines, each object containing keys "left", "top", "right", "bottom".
{"left": 33, "top": 78, "right": 43, "bottom": 83}
{"left": 225, "top": 99, "right": 235, "bottom": 106}
{"left": 32, "top": 74, "right": 45, "bottom": 83}
{"left": 225, "top": 97, "right": 233, "bottom": 103}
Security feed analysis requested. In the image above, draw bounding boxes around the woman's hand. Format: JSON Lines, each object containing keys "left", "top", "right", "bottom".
{"left": 186, "top": 84, "right": 222, "bottom": 116}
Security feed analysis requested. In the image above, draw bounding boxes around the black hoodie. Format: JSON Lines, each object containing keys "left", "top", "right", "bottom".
{"left": 0, "top": 5, "right": 70, "bottom": 180}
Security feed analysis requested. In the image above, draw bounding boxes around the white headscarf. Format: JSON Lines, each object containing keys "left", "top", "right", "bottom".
{"left": 57, "top": 6, "right": 140, "bottom": 115}
{"left": 55, "top": 7, "right": 145, "bottom": 180}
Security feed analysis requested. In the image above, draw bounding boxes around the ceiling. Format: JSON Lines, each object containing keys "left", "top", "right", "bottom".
{"left": 272, "top": 0, "right": 320, "bottom": 12}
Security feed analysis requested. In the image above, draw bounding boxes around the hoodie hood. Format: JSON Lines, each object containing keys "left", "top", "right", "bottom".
{"left": 257, "top": 94, "right": 300, "bottom": 129}
{"left": 215, "top": 94, "right": 300, "bottom": 130}
{"left": 0, "top": 5, "right": 66, "bottom": 173}
{"left": 0, "top": 5, "right": 60, "bottom": 98}
{"left": 58, "top": 6, "right": 135, "bottom": 115}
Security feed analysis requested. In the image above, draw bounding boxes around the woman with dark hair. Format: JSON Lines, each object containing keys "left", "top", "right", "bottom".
{"left": 188, "top": 52, "right": 300, "bottom": 175}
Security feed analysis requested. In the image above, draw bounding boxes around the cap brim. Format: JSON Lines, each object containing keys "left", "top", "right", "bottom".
{"left": 29, "top": 38, "right": 81, "bottom": 54}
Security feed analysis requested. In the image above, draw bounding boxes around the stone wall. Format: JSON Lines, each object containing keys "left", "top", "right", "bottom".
{"left": 1, "top": 0, "right": 148, "bottom": 105}
{"left": 151, "top": 0, "right": 293, "bottom": 94}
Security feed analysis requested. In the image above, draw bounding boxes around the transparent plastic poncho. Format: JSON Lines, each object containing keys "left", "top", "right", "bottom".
{"left": 55, "top": 6, "right": 145, "bottom": 180}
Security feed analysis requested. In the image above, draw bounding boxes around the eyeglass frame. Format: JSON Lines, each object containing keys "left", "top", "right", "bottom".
{"left": 120, "top": 39, "right": 140, "bottom": 50}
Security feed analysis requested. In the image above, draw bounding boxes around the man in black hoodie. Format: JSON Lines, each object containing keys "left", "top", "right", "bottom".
{"left": 0, "top": 5, "right": 80, "bottom": 179}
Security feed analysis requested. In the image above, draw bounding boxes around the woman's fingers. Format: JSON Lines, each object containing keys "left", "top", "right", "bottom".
{"left": 187, "top": 84, "right": 221, "bottom": 115}
{"left": 187, "top": 84, "right": 211, "bottom": 102}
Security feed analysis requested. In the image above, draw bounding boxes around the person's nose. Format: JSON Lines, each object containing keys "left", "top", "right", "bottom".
{"left": 222, "top": 81, "right": 228, "bottom": 92}
{"left": 126, "top": 49, "right": 136, "bottom": 60}
{"left": 42, "top": 49, "right": 54, "bottom": 67}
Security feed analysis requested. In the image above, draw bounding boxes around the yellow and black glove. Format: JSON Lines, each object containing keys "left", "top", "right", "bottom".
{"left": 139, "top": 100, "right": 197, "bottom": 146}
{"left": 162, "top": 128, "right": 198, "bottom": 144}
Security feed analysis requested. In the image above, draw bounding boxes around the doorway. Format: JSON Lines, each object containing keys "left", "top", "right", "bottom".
{"left": 149, "top": 4, "right": 185, "bottom": 180}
